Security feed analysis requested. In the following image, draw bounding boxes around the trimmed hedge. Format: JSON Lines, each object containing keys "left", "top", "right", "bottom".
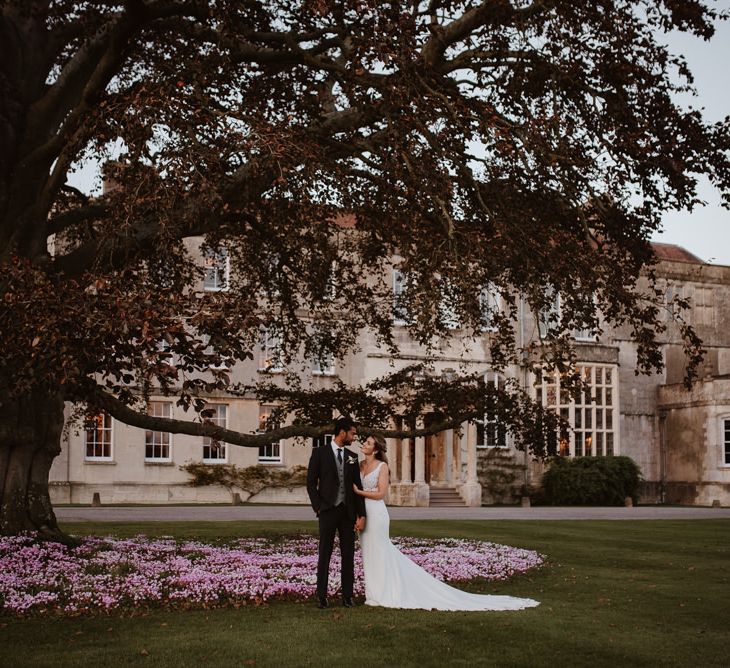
{"left": 541, "top": 456, "right": 643, "bottom": 505}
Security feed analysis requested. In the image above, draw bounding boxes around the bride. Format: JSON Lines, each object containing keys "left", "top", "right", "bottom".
{"left": 353, "top": 435, "right": 539, "bottom": 611}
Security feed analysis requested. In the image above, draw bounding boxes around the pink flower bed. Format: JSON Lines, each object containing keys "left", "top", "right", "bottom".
{"left": 0, "top": 533, "right": 544, "bottom": 616}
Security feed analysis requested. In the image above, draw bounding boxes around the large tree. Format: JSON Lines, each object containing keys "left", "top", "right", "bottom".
{"left": 0, "top": 0, "right": 728, "bottom": 539}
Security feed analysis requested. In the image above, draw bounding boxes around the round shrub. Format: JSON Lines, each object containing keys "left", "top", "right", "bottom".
{"left": 541, "top": 456, "right": 642, "bottom": 505}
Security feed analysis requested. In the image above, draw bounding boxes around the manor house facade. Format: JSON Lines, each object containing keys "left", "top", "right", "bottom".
{"left": 49, "top": 241, "right": 730, "bottom": 507}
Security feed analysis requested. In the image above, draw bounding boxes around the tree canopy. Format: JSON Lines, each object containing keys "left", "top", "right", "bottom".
{"left": 0, "top": 0, "right": 728, "bottom": 535}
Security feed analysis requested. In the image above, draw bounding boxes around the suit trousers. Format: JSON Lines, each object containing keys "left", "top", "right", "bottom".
{"left": 317, "top": 504, "right": 356, "bottom": 599}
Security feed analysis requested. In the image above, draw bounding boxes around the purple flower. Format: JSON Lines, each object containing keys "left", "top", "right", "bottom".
{"left": 0, "top": 533, "right": 544, "bottom": 616}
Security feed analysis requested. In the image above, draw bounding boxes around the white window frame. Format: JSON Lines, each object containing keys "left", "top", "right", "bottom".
{"left": 202, "top": 404, "right": 228, "bottom": 464}
{"left": 573, "top": 325, "right": 599, "bottom": 342}
{"left": 84, "top": 412, "right": 114, "bottom": 461}
{"left": 573, "top": 293, "right": 599, "bottom": 342}
{"left": 145, "top": 401, "right": 173, "bottom": 462}
{"left": 393, "top": 269, "right": 410, "bottom": 325}
{"left": 479, "top": 284, "right": 501, "bottom": 332}
{"left": 476, "top": 371, "right": 510, "bottom": 449}
{"left": 538, "top": 287, "right": 561, "bottom": 338}
{"left": 312, "top": 351, "right": 336, "bottom": 376}
{"left": 535, "top": 364, "right": 619, "bottom": 457}
{"left": 322, "top": 260, "right": 337, "bottom": 301}
{"left": 258, "top": 404, "right": 282, "bottom": 464}
{"left": 200, "top": 333, "right": 231, "bottom": 371}
{"left": 538, "top": 288, "right": 598, "bottom": 342}
{"left": 438, "top": 277, "right": 460, "bottom": 330}
{"left": 203, "top": 248, "right": 230, "bottom": 292}
{"left": 312, "top": 433, "right": 333, "bottom": 449}
{"left": 258, "top": 327, "right": 284, "bottom": 373}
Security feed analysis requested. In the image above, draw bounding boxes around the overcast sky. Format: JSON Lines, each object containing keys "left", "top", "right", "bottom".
{"left": 653, "top": 11, "right": 730, "bottom": 264}
{"left": 68, "top": 7, "right": 730, "bottom": 264}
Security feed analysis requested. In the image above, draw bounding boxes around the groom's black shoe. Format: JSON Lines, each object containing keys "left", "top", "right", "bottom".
{"left": 342, "top": 597, "right": 355, "bottom": 608}
{"left": 317, "top": 597, "right": 329, "bottom": 609}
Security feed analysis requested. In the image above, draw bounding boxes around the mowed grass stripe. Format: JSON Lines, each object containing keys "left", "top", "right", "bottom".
{"left": 0, "top": 520, "right": 727, "bottom": 668}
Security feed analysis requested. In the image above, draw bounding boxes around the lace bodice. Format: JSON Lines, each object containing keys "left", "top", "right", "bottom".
{"left": 361, "top": 462, "right": 383, "bottom": 491}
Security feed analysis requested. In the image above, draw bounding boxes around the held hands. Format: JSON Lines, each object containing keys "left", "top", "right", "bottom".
{"left": 355, "top": 516, "right": 366, "bottom": 532}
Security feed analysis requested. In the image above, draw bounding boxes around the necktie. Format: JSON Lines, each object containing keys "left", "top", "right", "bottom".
{"left": 337, "top": 448, "right": 342, "bottom": 466}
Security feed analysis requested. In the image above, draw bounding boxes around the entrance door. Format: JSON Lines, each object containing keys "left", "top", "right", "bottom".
{"left": 424, "top": 412, "right": 446, "bottom": 484}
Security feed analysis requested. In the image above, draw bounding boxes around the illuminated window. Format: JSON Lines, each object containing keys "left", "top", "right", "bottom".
{"left": 258, "top": 328, "right": 283, "bottom": 373}
{"left": 203, "top": 248, "right": 229, "bottom": 291}
{"left": 536, "top": 365, "right": 617, "bottom": 457}
{"left": 85, "top": 412, "right": 113, "bottom": 460}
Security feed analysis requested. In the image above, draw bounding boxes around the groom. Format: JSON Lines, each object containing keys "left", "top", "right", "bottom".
{"left": 307, "top": 417, "right": 366, "bottom": 608}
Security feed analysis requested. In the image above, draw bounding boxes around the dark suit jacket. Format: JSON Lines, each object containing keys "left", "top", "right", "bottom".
{"left": 307, "top": 445, "right": 366, "bottom": 520}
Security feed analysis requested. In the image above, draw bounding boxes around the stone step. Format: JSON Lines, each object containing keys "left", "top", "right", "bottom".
{"left": 428, "top": 487, "right": 465, "bottom": 506}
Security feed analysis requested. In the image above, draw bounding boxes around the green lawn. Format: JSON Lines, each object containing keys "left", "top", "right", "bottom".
{"left": 2, "top": 520, "right": 728, "bottom": 667}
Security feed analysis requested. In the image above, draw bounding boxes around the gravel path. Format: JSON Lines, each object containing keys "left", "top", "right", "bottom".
{"left": 55, "top": 504, "right": 730, "bottom": 522}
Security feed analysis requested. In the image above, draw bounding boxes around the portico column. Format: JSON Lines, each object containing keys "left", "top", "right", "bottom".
{"left": 401, "top": 435, "right": 412, "bottom": 483}
{"left": 456, "top": 421, "right": 482, "bottom": 507}
{"left": 386, "top": 437, "right": 398, "bottom": 482}
{"left": 467, "top": 421, "right": 478, "bottom": 484}
{"left": 414, "top": 433, "right": 425, "bottom": 483}
{"left": 452, "top": 427, "right": 462, "bottom": 484}
{"left": 412, "top": 418, "right": 430, "bottom": 506}
{"left": 444, "top": 429, "right": 454, "bottom": 485}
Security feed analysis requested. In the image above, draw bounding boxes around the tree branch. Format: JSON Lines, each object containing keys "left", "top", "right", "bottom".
{"left": 90, "top": 389, "right": 480, "bottom": 447}
{"left": 421, "top": 0, "right": 545, "bottom": 68}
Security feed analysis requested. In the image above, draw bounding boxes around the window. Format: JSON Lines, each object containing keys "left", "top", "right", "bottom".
{"left": 85, "top": 412, "right": 113, "bottom": 460}
{"left": 573, "top": 322, "right": 598, "bottom": 342}
{"left": 310, "top": 329, "right": 335, "bottom": 375}
{"left": 203, "top": 248, "right": 229, "bottom": 291}
{"left": 723, "top": 419, "right": 730, "bottom": 466}
{"left": 537, "top": 365, "right": 617, "bottom": 457}
{"left": 312, "top": 350, "right": 335, "bottom": 376}
{"left": 476, "top": 372, "right": 508, "bottom": 448}
{"left": 145, "top": 402, "right": 172, "bottom": 461}
{"left": 393, "top": 269, "right": 410, "bottom": 325}
{"left": 538, "top": 288, "right": 561, "bottom": 338}
{"left": 258, "top": 405, "right": 282, "bottom": 463}
{"left": 438, "top": 278, "right": 460, "bottom": 329}
{"left": 202, "top": 404, "right": 228, "bottom": 463}
{"left": 480, "top": 284, "right": 500, "bottom": 332}
{"left": 258, "top": 328, "right": 283, "bottom": 373}
{"left": 573, "top": 292, "right": 598, "bottom": 341}
{"left": 156, "top": 338, "right": 173, "bottom": 361}
{"left": 693, "top": 286, "right": 715, "bottom": 326}
{"left": 312, "top": 434, "right": 333, "bottom": 449}
{"left": 201, "top": 333, "right": 230, "bottom": 370}
{"left": 322, "top": 260, "right": 337, "bottom": 301}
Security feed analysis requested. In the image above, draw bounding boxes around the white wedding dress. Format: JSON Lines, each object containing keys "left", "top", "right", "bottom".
{"left": 359, "top": 462, "right": 540, "bottom": 611}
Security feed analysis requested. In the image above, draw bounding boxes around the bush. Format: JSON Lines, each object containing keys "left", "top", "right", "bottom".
{"left": 541, "top": 456, "right": 643, "bottom": 506}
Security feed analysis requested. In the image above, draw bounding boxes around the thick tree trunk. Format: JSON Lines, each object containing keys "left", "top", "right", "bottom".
{"left": 0, "top": 391, "right": 74, "bottom": 544}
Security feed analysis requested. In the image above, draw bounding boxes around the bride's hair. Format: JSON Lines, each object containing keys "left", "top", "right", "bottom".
{"left": 372, "top": 435, "right": 388, "bottom": 464}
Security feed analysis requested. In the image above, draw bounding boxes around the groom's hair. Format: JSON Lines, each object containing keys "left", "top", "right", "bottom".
{"left": 333, "top": 417, "right": 356, "bottom": 437}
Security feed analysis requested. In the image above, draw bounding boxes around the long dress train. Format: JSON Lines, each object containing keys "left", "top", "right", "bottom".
{"left": 359, "top": 462, "right": 540, "bottom": 611}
